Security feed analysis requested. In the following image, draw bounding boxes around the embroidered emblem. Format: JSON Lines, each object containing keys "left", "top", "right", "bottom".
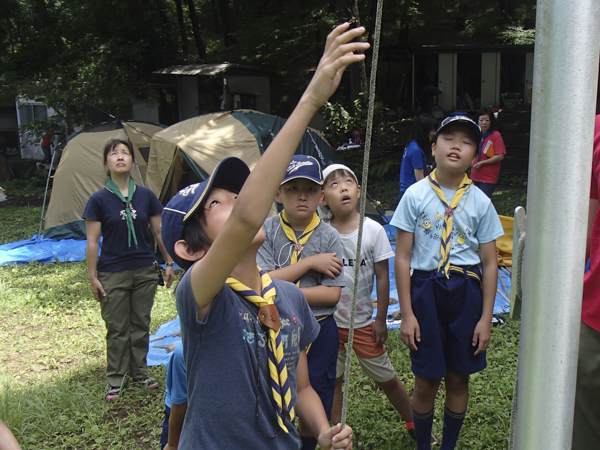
{"left": 445, "top": 207, "right": 454, "bottom": 217}
{"left": 286, "top": 160, "right": 313, "bottom": 175}
{"left": 294, "top": 243, "right": 304, "bottom": 253}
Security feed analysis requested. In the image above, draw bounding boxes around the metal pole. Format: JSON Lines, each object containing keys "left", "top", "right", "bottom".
{"left": 515, "top": 0, "right": 600, "bottom": 448}
{"left": 37, "top": 148, "right": 60, "bottom": 240}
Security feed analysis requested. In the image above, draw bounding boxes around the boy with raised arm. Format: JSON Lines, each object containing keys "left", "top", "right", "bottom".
{"left": 257, "top": 154, "right": 345, "bottom": 449}
{"left": 160, "top": 23, "right": 369, "bottom": 449}
{"left": 392, "top": 116, "right": 503, "bottom": 449}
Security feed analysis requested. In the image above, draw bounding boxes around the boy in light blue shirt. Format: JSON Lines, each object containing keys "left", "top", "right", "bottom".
{"left": 392, "top": 116, "right": 504, "bottom": 450}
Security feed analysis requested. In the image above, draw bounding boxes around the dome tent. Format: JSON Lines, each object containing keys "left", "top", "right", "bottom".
{"left": 146, "top": 110, "right": 341, "bottom": 208}
{"left": 43, "top": 121, "right": 165, "bottom": 240}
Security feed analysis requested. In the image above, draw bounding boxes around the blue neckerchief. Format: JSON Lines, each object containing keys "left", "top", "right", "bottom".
{"left": 478, "top": 130, "right": 493, "bottom": 162}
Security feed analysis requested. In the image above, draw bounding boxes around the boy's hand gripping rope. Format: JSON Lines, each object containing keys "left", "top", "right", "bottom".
{"left": 340, "top": 0, "right": 384, "bottom": 429}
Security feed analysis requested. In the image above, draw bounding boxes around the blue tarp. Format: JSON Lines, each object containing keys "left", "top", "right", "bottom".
{"left": 1, "top": 232, "right": 511, "bottom": 366}
{"left": 0, "top": 236, "right": 88, "bottom": 265}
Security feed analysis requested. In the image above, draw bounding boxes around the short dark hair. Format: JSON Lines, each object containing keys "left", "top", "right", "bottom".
{"left": 180, "top": 208, "right": 211, "bottom": 270}
{"left": 103, "top": 139, "right": 135, "bottom": 164}
{"left": 409, "top": 113, "right": 438, "bottom": 153}
{"left": 474, "top": 107, "right": 497, "bottom": 131}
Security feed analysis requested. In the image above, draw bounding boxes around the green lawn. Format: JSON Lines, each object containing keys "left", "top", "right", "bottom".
{"left": 0, "top": 259, "right": 520, "bottom": 449}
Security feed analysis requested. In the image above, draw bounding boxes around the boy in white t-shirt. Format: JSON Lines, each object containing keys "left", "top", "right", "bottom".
{"left": 320, "top": 164, "right": 434, "bottom": 444}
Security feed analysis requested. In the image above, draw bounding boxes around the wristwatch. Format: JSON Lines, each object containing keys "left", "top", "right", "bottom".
{"left": 165, "top": 262, "right": 174, "bottom": 267}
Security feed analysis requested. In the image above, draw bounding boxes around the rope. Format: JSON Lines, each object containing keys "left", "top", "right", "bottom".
{"left": 509, "top": 232, "right": 525, "bottom": 449}
{"left": 515, "top": 232, "right": 526, "bottom": 299}
{"left": 340, "top": 0, "right": 384, "bottom": 428}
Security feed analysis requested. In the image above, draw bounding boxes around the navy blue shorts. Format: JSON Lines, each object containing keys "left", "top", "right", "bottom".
{"left": 306, "top": 314, "right": 339, "bottom": 420}
{"left": 160, "top": 405, "right": 170, "bottom": 449}
{"left": 409, "top": 267, "right": 486, "bottom": 379}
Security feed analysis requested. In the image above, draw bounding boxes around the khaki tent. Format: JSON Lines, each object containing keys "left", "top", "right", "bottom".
{"left": 145, "top": 111, "right": 343, "bottom": 208}
{"left": 43, "top": 121, "right": 164, "bottom": 240}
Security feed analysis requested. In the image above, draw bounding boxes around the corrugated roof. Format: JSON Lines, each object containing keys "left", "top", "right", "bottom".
{"left": 153, "top": 63, "right": 271, "bottom": 76}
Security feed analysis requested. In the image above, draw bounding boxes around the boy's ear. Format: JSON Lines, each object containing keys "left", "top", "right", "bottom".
{"left": 318, "top": 188, "right": 324, "bottom": 204}
{"left": 357, "top": 184, "right": 362, "bottom": 197}
{"left": 275, "top": 190, "right": 283, "bottom": 205}
{"left": 174, "top": 239, "right": 206, "bottom": 262}
{"left": 431, "top": 142, "right": 436, "bottom": 158}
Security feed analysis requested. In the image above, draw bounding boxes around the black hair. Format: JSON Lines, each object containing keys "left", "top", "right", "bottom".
{"left": 103, "top": 139, "right": 135, "bottom": 177}
{"left": 178, "top": 184, "right": 239, "bottom": 270}
{"left": 474, "top": 107, "right": 497, "bottom": 132}
{"left": 408, "top": 113, "right": 438, "bottom": 153}
{"left": 323, "top": 168, "right": 357, "bottom": 185}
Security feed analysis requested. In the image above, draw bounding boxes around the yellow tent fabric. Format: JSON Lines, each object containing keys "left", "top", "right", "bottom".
{"left": 147, "top": 113, "right": 262, "bottom": 202}
{"left": 44, "top": 121, "right": 163, "bottom": 239}
{"left": 496, "top": 215, "right": 514, "bottom": 267}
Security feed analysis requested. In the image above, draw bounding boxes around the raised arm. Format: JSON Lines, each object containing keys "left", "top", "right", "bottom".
{"left": 189, "top": 24, "right": 369, "bottom": 310}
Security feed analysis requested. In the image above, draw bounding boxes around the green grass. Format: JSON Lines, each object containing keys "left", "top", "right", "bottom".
{"left": 0, "top": 205, "right": 43, "bottom": 244}
{"left": 0, "top": 260, "right": 520, "bottom": 449}
{"left": 0, "top": 261, "right": 178, "bottom": 449}
{"left": 0, "top": 178, "right": 521, "bottom": 449}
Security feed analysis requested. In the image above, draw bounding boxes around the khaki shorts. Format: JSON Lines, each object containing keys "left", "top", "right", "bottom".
{"left": 337, "top": 323, "right": 397, "bottom": 383}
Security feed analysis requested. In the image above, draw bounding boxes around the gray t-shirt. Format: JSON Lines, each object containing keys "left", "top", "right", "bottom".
{"left": 177, "top": 267, "right": 320, "bottom": 450}
{"left": 257, "top": 216, "right": 345, "bottom": 317}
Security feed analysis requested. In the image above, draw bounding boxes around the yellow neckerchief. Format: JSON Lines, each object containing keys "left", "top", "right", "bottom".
{"left": 278, "top": 211, "right": 321, "bottom": 283}
{"left": 226, "top": 269, "right": 294, "bottom": 433}
{"left": 426, "top": 169, "right": 472, "bottom": 278}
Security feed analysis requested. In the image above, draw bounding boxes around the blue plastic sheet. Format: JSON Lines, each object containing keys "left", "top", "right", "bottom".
{"left": 0, "top": 235, "right": 89, "bottom": 266}
{"left": 148, "top": 316, "right": 182, "bottom": 367}
{"left": 371, "top": 242, "right": 511, "bottom": 329}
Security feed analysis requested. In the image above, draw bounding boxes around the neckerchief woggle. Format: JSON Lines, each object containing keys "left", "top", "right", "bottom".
{"left": 226, "top": 269, "right": 294, "bottom": 433}
{"left": 106, "top": 178, "right": 138, "bottom": 248}
{"left": 426, "top": 169, "right": 471, "bottom": 278}
{"left": 278, "top": 211, "right": 321, "bottom": 285}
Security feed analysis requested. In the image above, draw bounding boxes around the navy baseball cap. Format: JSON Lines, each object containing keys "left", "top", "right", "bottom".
{"left": 161, "top": 157, "right": 250, "bottom": 268}
{"left": 280, "top": 155, "right": 323, "bottom": 185}
{"left": 434, "top": 115, "right": 481, "bottom": 143}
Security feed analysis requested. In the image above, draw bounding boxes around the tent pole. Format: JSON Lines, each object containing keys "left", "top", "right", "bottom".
{"left": 514, "top": 0, "right": 600, "bottom": 448}
{"left": 37, "top": 147, "right": 60, "bottom": 240}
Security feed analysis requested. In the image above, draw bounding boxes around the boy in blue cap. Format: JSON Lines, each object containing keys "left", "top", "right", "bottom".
{"left": 160, "top": 23, "right": 369, "bottom": 449}
{"left": 257, "top": 154, "right": 345, "bottom": 450}
{"left": 391, "top": 116, "right": 504, "bottom": 449}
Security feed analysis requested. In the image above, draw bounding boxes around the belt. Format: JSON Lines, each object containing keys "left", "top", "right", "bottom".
{"left": 445, "top": 265, "right": 482, "bottom": 283}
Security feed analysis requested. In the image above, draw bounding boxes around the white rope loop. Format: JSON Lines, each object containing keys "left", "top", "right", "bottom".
{"left": 340, "top": 0, "right": 384, "bottom": 428}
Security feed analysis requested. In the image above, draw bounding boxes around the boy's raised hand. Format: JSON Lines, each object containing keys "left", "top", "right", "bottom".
{"left": 301, "top": 23, "right": 370, "bottom": 111}
{"left": 318, "top": 423, "right": 353, "bottom": 449}
{"left": 308, "top": 253, "right": 343, "bottom": 279}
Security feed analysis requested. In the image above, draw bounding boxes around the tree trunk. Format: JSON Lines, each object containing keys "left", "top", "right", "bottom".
{"left": 218, "top": 0, "right": 237, "bottom": 47}
{"left": 185, "top": 0, "right": 207, "bottom": 61}
{"left": 210, "top": 0, "right": 222, "bottom": 35}
{"left": 344, "top": 0, "right": 368, "bottom": 99}
{"left": 173, "top": 0, "right": 189, "bottom": 54}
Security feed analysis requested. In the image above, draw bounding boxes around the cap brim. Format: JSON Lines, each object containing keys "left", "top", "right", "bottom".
{"left": 184, "top": 157, "right": 250, "bottom": 221}
{"left": 435, "top": 117, "right": 482, "bottom": 142}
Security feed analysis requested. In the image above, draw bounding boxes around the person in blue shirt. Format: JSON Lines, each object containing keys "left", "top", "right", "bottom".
{"left": 392, "top": 116, "right": 504, "bottom": 449}
{"left": 399, "top": 113, "right": 438, "bottom": 202}
{"left": 160, "top": 343, "right": 187, "bottom": 450}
